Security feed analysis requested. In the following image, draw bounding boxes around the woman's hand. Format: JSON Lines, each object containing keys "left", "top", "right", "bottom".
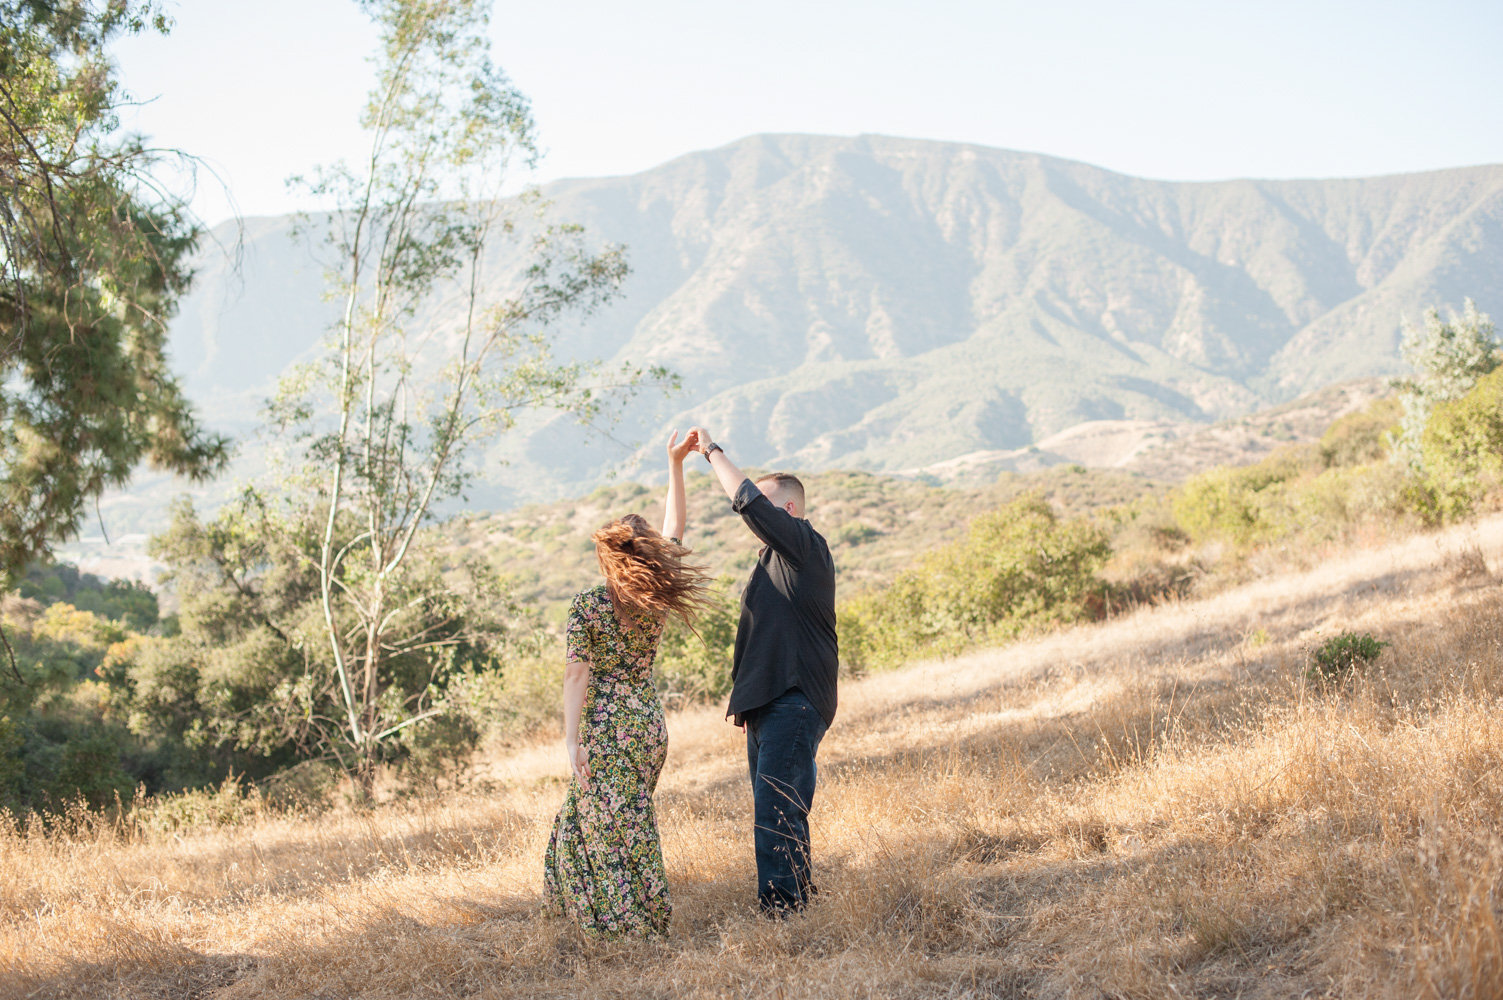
{"left": 666, "top": 428, "right": 698, "bottom": 464}
{"left": 567, "top": 741, "right": 591, "bottom": 786}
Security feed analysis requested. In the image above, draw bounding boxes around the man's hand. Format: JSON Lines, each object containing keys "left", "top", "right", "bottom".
{"left": 694, "top": 424, "right": 748, "bottom": 501}
{"left": 666, "top": 428, "right": 698, "bottom": 464}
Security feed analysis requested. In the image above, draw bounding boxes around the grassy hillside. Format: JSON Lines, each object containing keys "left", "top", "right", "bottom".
{"left": 456, "top": 463, "right": 1162, "bottom": 619}
{"left": 455, "top": 379, "right": 1386, "bottom": 622}
{"left": 8, "top": 511, "right": 1503, "bottom": 998}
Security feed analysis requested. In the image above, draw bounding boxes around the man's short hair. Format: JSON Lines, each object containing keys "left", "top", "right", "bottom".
{"left": 755, "top": 472, "right": 806, "bottom": 515}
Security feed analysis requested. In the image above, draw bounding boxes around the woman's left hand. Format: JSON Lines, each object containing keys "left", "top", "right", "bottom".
{"left": 568, "top": 741, "right": 591, "bottom": 786}
{"left": 666, "top": 428, "right": 698, "bottom": 463}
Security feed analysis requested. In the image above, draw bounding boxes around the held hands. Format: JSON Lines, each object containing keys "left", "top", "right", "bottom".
{"left": 666, "top": 428, "right": 699, "bottom": 464}
{"left": 567, "top": 741, "right": 591, "bottom": 786}
{"left": 689, "top": 425, "right": 713, "bottom": 456}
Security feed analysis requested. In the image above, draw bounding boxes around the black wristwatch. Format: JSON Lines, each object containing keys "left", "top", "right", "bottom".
{"left": 704, "top": 442, "right": 723, "bottom": 461}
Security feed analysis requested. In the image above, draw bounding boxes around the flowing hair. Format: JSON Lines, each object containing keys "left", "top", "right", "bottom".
{"left": 592, "top": 514, "right": 713, "bottom": 624}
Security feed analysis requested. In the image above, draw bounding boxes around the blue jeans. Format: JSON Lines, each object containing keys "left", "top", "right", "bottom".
{"left": 745, "top": 689, "right": 828, "bottom": 912}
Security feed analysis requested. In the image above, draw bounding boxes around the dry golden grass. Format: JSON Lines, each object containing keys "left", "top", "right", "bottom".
{"left": 9, "top": 517, "right": 1503, "bottom": 998}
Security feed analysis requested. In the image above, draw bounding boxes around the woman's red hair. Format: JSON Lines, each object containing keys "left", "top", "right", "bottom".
{"left": 593, "top": 514, "right": 712, "bottom": 623}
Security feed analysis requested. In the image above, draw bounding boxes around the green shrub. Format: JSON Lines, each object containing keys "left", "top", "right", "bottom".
{"left": 654, "top": 579, "right": 739, "bottom": 708}
{"left": 261, "top": 760, "right": 338, "bottom": 813}
{"left": 840, "top": 572, "right": 931, "bottom": 672}
{"left": 488, "top": 655, "right": 560, "bottom": 738}
{"left": 839, "top": 496, "right": 1110, "bottom": 671}
{"left": 0, "top": 716, "right": 22, "bottom": 812}
{"left": 45, "top": 733, "right": 134, "bottom": 809}
{"left": 834, "top": 522, "right": 883, "bottom": 547}
{"left": 135, "top": 773, "right": 262, "bottom": 832}
{"left": 1284, "top": 462, "right": 1409, "bottom": 542}
{"left": 1320, "top": 397, "right": 1401, "bottom": 468}
{"left": 1171, "top": 447, "right": 1320, "bottom": 547}
{"left": 1308, "top": 632, "right": 1388, "bottom": 682}
{"left": 1171, "top": 436, "right": 1412, "bottom": 547}
{"left": 398, "top": 707, "right": 482, "bottom": 790}
{"left": 1421, "top": 367, "right": 1503, "bottom": 520}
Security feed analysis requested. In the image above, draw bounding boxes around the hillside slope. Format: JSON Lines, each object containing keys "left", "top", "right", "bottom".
{"left": 63, "top": 377, "right": 1384, "bottom": 589}
{"left": 166, "top": 135, "right": 1501, "bottom": 510}
{"left": 11, "top": 513, "right": 1503, "bottom": 998}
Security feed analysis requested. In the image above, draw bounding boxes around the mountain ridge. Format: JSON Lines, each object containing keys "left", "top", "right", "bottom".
{"left": 152, "top": 133, "right": 1500, "bottom": 512}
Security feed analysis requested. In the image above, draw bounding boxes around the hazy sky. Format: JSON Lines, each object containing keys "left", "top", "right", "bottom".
{"left": 112, "top": 0, "right": 1503, "bottom": 224}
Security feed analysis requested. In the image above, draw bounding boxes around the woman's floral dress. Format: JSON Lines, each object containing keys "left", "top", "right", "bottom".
{"left": 544, "top": 582, "right": 671, "bottom": 936}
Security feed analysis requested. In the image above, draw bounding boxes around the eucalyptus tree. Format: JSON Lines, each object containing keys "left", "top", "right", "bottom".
{"left": 0, "top": 1, "right": 228, "bottom": 582}
{"left": 264, "top": 0, "right": 656, "bottom": 794}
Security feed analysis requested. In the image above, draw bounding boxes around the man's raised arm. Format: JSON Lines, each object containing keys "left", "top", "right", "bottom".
{"left": 688, "top": 425, "right": 810, "bottom": 565}
{"left": 689, "top": 424, "right": 749, "bottom": 501}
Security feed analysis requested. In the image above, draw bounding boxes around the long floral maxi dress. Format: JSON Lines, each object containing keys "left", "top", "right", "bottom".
{"left": 544, "top": 582, "right": 671, "bottom": 936}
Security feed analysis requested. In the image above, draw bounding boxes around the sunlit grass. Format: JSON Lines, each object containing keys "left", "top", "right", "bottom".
{"left": 7, "top": 516, "right": 1503, "bottom": 998}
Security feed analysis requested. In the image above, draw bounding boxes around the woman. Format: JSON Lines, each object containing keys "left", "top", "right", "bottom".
{"left": 543, "top": 429, "right": 711, "bottom": 937}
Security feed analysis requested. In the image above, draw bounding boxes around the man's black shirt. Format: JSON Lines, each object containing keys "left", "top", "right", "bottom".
{"left": 725, "top": 479, "right": 838, "bottom": 727}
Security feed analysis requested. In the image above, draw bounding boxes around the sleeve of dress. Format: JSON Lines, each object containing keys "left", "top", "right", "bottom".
{"left": 564, "top": 592, "right": 592, "bottom": 667}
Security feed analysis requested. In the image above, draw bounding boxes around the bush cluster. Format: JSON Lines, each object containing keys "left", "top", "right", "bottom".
{"left": 1170, "top": 398, "right": 1408, "bottom": 548}
{"left": 839, "top": 496, "right": 1110, "bottom": 672}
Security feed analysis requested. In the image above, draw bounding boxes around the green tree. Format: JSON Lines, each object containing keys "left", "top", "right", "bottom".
{"left": 260, "top": 0, "right": 659, "bottom": 795}
{"left": 135, "top": 496, "right": 532, "bottom": 786}
{"left": 18, "top": 563, "right": 159, "bottom": 631}
{"left": 0, "top": 1, "right": 228, "bottom": 581}
{"left": 1392, "top": 300, "right": 1497, "bottom": 474}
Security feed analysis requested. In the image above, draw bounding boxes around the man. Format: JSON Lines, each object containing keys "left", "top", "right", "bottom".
{"left": 689, "top": 426, "right": 838, "bottom": 914}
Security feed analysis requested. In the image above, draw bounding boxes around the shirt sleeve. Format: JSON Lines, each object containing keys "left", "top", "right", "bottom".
{"left": 731, "top": 478, "right": 810, "bottom": 567}
{"left": 564, "top": 592, "right": 593, "bottom": 666}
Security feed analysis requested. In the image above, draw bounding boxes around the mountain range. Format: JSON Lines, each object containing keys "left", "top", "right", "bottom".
{"left": 95, "top": 133, "right": 1503, "bottom": 539}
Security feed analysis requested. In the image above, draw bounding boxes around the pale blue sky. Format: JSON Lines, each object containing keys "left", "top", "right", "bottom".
{"left": 112, "top": 0, "right": 1503, "bottom": 224}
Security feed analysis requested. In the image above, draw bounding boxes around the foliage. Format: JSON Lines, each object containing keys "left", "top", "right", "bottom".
{"left": 18, "top": 563, "right": 159, "bottom": 630}
{"left": 136, "top": 495, "right": 537, "bottom": 786}
{"left": 0, "top": 598, "right": 149, "bottom": 813}
{"left": 1171, "top": 397, "right": 1412, "bottom": 548}
{"left": 1391, "top": 300, "right": 1498, "bottom": 474}
{"left": 653, "top": 578, "right": 740, "bottom": 708}
{"left": 1319, "top": 396, "right": 1400, "bottom": 468}
{"left": 1171, "top": 447, "right": 1321, "bottom": 547}
{"left": 1307, "top": 632, "right": 1388, "bottom": 682}
{"left": 129, "top": 773, "right": 263, "bottom": 833}
{"left": 1420, "top": 368, "right": 1503, "bottom": 521}
{"left": 0, "top": 0, "right": 228, "bottom": 581}
{"left": 839, "top": 496, "right": 1110, "bottom": 671}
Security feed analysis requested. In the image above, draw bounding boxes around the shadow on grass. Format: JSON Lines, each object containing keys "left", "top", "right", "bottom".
{"left": 1, "top": 948, "right": 253, "bottom": 1000}
{"left": 153, "top": 806, "right": 536, "bottom": 908}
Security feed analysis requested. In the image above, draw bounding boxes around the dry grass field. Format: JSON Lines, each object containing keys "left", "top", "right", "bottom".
{"left": 8, "top": 514, "right": 1503, "bottom": 999}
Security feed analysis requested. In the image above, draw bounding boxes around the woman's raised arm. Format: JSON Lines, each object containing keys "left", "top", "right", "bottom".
{"left": 662, "top": 429, "right": 696, "bottom": 541}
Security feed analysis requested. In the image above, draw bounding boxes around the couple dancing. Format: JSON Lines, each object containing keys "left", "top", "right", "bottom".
{"left": 543, "top": 427, "right": 839, "bottom": 936}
